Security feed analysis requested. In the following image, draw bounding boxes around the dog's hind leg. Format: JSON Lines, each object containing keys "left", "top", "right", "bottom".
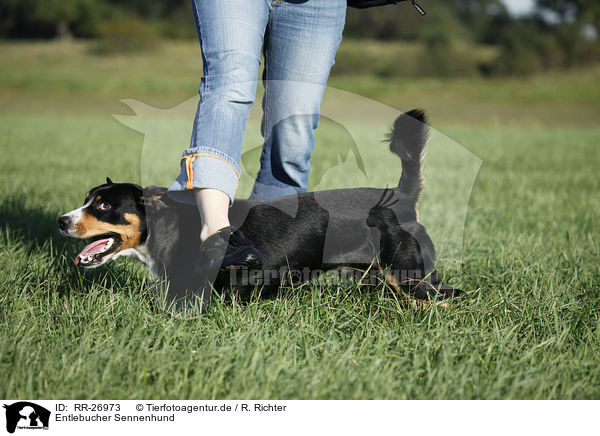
{"left": 379, "top": 266, "right": 461, "bottom": 309}
{"left": 403, "top": 277, "right": 462, "bottom": 301}
{"left": 379, "top": 266, "right": 427, "bottom": 309}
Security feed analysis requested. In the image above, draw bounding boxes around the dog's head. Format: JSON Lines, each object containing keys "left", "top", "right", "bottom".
{"left": 58, "top": 178, "right": 147, "bottom": 268}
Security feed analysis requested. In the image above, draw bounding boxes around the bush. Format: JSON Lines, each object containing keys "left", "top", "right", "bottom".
{"left": 331, "top": 40, "right": 424, "bottom": 77}
{"left": 487, "top": 22, "right": 579, "bottom": 76}
{"left": 417, "top": 8, "right": 480, "bottom": 77}
{"left": 344, "top": 5, "right": 422, "bottom": 41}
{"left": 419, "top": 40, "right": 481, "bottom": 78}
{"left": 90, "top": 19, "right": 160, "bottom": 55}
{"left": 331, "top": 38, "right": 492, "bottom": 79}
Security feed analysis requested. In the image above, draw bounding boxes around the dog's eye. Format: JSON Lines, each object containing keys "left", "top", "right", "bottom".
{"left": 98, "top": 202, "right": 112, "bottom": 211}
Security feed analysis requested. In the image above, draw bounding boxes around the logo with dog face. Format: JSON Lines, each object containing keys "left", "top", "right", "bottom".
{"left": 113, "top": 83, "right": 482, "bottom": 269}
{"left": 3, "top": 402, "right": 50, "bottom": 433}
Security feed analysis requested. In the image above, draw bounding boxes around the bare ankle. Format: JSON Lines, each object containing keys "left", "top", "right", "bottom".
{"left": 194, "top": 188, "right": 232, "bottom": 242}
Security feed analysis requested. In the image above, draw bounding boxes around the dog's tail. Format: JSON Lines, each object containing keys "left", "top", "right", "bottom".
{"left": 389, "top": 109, "right": 427, "bottom": 204}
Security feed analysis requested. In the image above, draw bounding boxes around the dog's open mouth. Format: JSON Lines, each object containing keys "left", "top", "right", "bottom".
{"left": 75, "top": 234, "right": 120, "bottom": 267}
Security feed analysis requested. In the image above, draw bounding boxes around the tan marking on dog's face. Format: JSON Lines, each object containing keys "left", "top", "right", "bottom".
{"left": 95, "top": 195, "right": 102, "bottom": 202}
{"left": 74, "top": 212, "right": 143, "bottom": 251}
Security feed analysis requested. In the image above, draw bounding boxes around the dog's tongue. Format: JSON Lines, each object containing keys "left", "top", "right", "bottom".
{"left": 75, "top": 238, "right": 112, "bottom": 265}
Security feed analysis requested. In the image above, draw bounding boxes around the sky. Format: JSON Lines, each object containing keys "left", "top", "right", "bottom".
{"left": 502, "top": 0, "right": 535, "bottom": 16}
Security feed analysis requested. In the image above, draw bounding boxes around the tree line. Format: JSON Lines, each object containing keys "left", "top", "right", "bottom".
{"left": 1, "top": 0, "right": 598, "bottom": 76}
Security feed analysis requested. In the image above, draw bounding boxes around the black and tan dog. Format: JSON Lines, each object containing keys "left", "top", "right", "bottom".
{"left": 58, "top": 110, "right": 461, "bottom": 308}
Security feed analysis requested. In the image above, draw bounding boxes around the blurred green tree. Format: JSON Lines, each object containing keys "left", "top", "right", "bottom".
{"left": 537, "top": 0, "right": 600, "bottom": 31}
{"left": 33, "top": 0, "right": 111, "bottom": 39}
{"left": 535, "top": 0, "right": 600, "bottom": 67}
{"left": 450, "top": 0, "right": 510, "bottom": 43}
{"left": 0, "top": 0, "right": 112, "bottom": 38}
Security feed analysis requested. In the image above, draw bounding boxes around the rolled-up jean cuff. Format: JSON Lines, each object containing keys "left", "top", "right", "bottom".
{"left": 167, "top": 148, "right": 240, "bottom": 205}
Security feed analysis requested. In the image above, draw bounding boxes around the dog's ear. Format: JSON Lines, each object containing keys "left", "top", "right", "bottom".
{"left": 141, "top": 186, "right": 168, "bottom": 209}
{"left": 106, "top": 177, "right": 114, "bottom": 185}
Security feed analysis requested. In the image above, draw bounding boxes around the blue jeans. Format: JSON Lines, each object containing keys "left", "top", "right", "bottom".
{"left": 168, "top": 0, "right": 346, "bottom": 204}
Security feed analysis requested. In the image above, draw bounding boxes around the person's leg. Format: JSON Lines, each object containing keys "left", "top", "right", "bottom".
{"left": 195, "top": 189, "right": 230, "bottom": 241}
{"left": 249, "top": 0, "right": 346, "bottom": 201}
{"left": 168, "top": 0, "right": 270, "bottom": 239}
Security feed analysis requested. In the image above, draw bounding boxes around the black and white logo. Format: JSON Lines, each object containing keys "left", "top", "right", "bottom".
{"left": 3, "top": 402, "right": 50, "bottom": 434}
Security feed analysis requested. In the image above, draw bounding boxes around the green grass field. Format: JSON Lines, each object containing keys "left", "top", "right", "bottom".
{"left": 1, "top": 41, "right": 599, "bottom": 399}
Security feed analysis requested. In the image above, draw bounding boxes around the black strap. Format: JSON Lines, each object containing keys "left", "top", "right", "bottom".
{"left": 347, "top": 0, "right": 396, "bottom": 7}
{"left": 347, "top": 0, "right": 426, "bottom": 15}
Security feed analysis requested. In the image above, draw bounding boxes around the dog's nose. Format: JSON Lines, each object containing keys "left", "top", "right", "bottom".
{"left": 58, "top": 215, "right": 70, "bottom": 231}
